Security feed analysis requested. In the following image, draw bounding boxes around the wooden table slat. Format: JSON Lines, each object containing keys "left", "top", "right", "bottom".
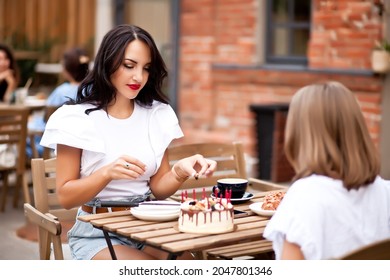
{"left": 90, "top": 216, "right": 134, "bottom": 227}
{"left": 206, "top": 239, "right": 270, "bottom": 254}
{"left": 104, "top": 219, "right": 158, "bottom": 231}
{"left": 128, "top": 227, "right": 180, "bottom": 241}
{"left": 145, "top": 232, "right": 207, "bottom": 247}
{"left": 117, "top": 221, "right": 179, "bottom": 235}
{"left": 234, "top": 215, "right": 268, "bottom": 224}
{"left": 161, "top": 227, "right": 265, "bottom": 252}
{"left": 209, "top": 243, "right": 273, "bottom": 259}
{"left": 78, "top": 210, "right": 130, "bottom": 222}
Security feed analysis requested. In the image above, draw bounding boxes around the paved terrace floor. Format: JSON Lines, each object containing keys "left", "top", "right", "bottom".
{"left": 0, "top": 191, "right": 71, "bottom": 260}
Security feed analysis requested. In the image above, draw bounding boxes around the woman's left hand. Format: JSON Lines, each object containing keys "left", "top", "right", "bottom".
{"left": 172, "top": 154, "right": 217, "bottom": 180}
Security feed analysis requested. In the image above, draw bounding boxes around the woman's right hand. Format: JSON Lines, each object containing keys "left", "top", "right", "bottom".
{"left": 0, "top": 69, "right": 15, "bottom": 84}
{"left": 105, "top": 155, "right": 147, "bottom": 180}
{"left": 0, "top": 70, "right": 17, "bottom": 103}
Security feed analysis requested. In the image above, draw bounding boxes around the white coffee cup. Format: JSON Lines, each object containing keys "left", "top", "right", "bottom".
{"left": 15, "top": 88, "right": 28, "bottom": 104}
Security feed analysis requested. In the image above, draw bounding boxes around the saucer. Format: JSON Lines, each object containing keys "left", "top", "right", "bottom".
{"left": 211, "top": 192, "right": 254, "bottom": 204}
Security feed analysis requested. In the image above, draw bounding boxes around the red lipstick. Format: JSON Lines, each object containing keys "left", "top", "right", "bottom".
{"left": 129, "top": 84, "right": 141, "bottom": 90}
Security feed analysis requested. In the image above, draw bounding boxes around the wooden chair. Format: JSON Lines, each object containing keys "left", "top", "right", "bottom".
{"left": 338, "top": 238, "right": 390, "bottom": 260}
{"left": 28, "top": 105, "right": 59, "bottom": 159}
{"left": 0, "top": 106, "right": 30, "bottom": 212}
{"left": 167, "top": 141, "right": 247, "bottom": 196}
{"left": 204, "top": 239, "right": 274, "bottom": 260}
{"left": 23, "top": 157, "right": 78, "bottom": 259}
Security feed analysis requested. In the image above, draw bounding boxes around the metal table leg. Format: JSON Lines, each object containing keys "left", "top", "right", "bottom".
{"left": 103, "top": 230, "right": 117, "bottom": 260}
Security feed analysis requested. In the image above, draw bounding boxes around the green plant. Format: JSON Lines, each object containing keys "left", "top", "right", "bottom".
{"left": 4, "top": 31, "right": 58, "bottom": 87}
{"left": 374, "top": 40, "right": 390, "bottom": 52}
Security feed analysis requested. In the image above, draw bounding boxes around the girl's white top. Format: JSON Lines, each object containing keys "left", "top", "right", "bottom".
{"left": 40, "top": 101, "right": 183, "bottom": 200}
{"left": 263, "top": 174, "right": 390, "bottom": 259}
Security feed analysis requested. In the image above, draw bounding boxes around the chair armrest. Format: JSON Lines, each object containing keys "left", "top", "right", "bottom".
{"left": 50, "top": 207, "right": 78, "bottom": 221}
{"left": 248, "top": 178, "right": 289, "bottom": 192}
{"left": 46, "top": 212, "right": 59, "bottom": 221}
{"left": 23, "top": 203, "right": 61, "bottom": 235}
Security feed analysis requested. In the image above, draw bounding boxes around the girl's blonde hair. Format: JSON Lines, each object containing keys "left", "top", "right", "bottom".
{"left": 284, "top": 81, "right": 380, "bottom": 190}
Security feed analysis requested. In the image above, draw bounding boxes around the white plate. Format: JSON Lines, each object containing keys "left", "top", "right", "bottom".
{"left": 131, "top": 206, "right": 180, "bottom": 216}
{"left": 24, "top": 99, "right": 47, "bottom": 106}
{"left": 249, "top": 202, "right": 276, "bottom": 216}
{"left": 130, "top": 207, "right": 180, "bottom": 221}
{"left": 138, "top": 200, "right": 181, "bottom": 211}
{"left": 211, "top": 192, "right": 254, "bottom": 204}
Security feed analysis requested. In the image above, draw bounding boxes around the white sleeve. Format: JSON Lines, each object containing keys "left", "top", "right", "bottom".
{"left": 40, "top": 104, "right": 105, "bottom": 154}
{"left": 148, "top": 102, "right": 184, "bottom": 170}
{"left": 263, "top": 182, "right": 325, "bottom": 260}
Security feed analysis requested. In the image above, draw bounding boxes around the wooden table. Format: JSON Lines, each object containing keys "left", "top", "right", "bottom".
{"left": 0, "top": 102, "right": 46, "bottom": 113}
{"left": 78, "top": 191, "right": 274, "bottom": 260}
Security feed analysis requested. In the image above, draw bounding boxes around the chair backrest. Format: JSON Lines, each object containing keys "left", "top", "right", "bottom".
{"left": 338, "top": 238, "right": 390, "bottom": 260}
{"left": 31, "top": 157, "right": 77, "bottom": 221}
{"left": 0, "top": 106, "right": 30, "bottom": 209}
{"left": 0, "top": 106, "right": 29, "bottom": 174}
{"left": 29, "top": 157, "right": 77, "bottom": 259}
{"left": 42, "top": 106, "right": 59, "bottom": 159}
{"left": 167, "top": 141, "right": 247, "bottom": 190}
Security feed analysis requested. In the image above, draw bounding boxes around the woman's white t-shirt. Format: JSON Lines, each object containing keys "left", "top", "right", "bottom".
{"left": 40, "top": 101, "right": 183, "bottom": 200}
{"left": 263, "top": 174, "right": 390, "bottom": 260}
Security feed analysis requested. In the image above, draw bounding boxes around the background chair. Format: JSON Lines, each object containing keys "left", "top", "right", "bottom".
{"left": 0, "top": 106, "right": 30, "bottom": 212}
{"left": 167, "top": 141, "right": 247, "bottom": 196}
{"left": 338, "top": 238, "right": 390, "bottom": 260}
{"left": 167, "top": 141, "right": 287, "bottom": 194}
{"left": 28, "top": 105, "right": 59, "bottom": 159}
{"left": 23, "top": 157, "right": 78, "bottom": 260}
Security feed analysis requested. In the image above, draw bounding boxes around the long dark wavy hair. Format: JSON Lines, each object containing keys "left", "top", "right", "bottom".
{"left": 0, "top": 43, "right": 20, "bottom": 84}
{"left": 72, "top": 24, "right": 169, "bottom": 114}
{"left": 62, "top": 47, "right": 89, "bottom": 82}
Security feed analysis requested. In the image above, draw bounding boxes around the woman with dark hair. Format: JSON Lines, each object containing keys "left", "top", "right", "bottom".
{"left": 27, "top": 47, "right": 90, "bottom": 158}
{"left": 0, "top": 44, "right": 19, "bottom": 102}
{"left": 263, "top": 81, "right": 390, "bottom": 260}
{"left": 40, "top": 24, "right": 217, "bottom": 260}
{"left": 46, "top": 47, "right": 89, "bottom": 106}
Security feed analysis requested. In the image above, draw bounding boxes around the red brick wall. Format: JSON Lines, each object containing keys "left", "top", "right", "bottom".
{"left": 178, "top": 0, "right": 384, "bottom": 180}
{"left": 309, "top": 0, "right": 382, "bottom": 69}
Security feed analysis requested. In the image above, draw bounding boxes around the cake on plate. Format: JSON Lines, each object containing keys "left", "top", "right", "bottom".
{"left": 178, "top": 195, "right": 234, "bottom": 234}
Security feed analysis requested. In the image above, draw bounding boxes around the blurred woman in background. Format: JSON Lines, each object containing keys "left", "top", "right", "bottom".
{"left": 46, "top": 47, "right": 89, "bottom": 106}
{"left": 27, "top": 47, "right": 89, "bottom": 158}
{"left": 0, "top": 43, "right": 19, "bottom": 103}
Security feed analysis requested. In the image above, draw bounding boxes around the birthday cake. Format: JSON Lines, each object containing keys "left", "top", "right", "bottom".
{"left": 178, "top": 192, "right": 234, "bottom": 234}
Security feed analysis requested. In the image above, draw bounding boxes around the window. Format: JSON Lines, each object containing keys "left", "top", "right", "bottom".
{"left": 266, "top": 0, "right": 311, "bottom": 65}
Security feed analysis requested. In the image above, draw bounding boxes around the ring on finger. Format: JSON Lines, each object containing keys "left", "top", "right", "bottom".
{"left": 124, "top": 163, "right": 130, "bottom": 169}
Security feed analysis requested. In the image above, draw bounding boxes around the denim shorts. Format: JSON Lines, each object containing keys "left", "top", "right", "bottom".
{"left": 67, "top": 208, "right": 143, "bottom": 260}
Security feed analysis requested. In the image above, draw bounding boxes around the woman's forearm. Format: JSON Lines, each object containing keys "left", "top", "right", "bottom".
{"left": 280, "top": 239, "right": 305, "bottom": 260}
{"left": 57, "top": 165, "right": 112, "bottom": 209}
